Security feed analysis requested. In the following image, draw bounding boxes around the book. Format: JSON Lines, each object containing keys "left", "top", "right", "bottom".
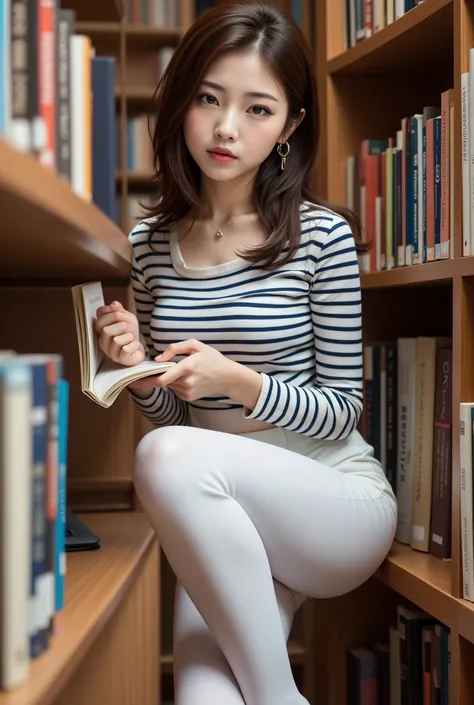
{"left": 71, "top": 281, "right": 175, "bottom": 408}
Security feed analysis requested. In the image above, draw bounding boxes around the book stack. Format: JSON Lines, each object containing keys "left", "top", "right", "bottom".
{"left": 346, "top": 88, "right": 454, "bottom": 272}
{"left": 124, "top": 0, "right": 181, "bottom": 27}
{"left": 344, "top": 0, "right": 425, "bottom": 49}
{"left": 361, "top": 338, "right": 453, "bottom": 558}
{"left": 347, "top": 603, "right": 449, "bottom": 705}
{"left": 0, "top": 352, "right": 68, "bottom": 690}
{"left": 0, "top": 1, "right": 117, "bottom": 222}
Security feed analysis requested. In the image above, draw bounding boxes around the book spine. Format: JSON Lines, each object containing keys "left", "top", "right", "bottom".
{"left": 10, "top": 0, "right": 30, "bottom": 152}
{"left": 55, "top": 9, "right": 74, "bottom": 179}
{"left": 429, "top": 348, "right": 452, "bottom": 559}
{"left": 38, "top": 0, "right": 56, "bottom": 168}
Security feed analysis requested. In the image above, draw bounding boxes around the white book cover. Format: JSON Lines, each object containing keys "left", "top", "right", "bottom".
{"left": 0, "top": 361, "right": 32, "bottom": 689}
{"left": 462, "top": 72, "right": 471, "bottom": 256}
{"left": 460, "top": 403, "right": 474, "bottom": 601}
{"left": 395, "top": 338, "right": 417, "bottom": 544}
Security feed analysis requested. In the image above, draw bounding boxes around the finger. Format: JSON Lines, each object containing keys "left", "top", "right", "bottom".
{"left": 113, "top": 332, "right": 135, "bottom": 349}
{"left": 96, "top": 311, "right": 135, "bottom": 335}
{"left": 121, "top": 339, "right": 141, "bottom": 356}
{"left": 110, "top": 300, "right": 126, "bottom": 312}
{"left": 155, "top": 361, "right": 190, "bottom": 386}
{"left": 155, "top": 339, "right": 202, "bottom": 362}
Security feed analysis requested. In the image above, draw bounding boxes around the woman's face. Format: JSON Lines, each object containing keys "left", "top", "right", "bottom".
{"left": 183, "top": 51, "right": 293, "bottom": 184}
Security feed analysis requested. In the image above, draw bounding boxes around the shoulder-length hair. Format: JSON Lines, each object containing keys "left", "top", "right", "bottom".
{"left": 143, "top": 0, "right": 364, "bottom": 269}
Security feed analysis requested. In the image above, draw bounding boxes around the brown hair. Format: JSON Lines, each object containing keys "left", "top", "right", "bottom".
{"left": 144, "top": 0, "right": 364, "bottom": 269}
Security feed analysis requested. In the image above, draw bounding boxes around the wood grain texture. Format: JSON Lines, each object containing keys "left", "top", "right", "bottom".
{"left": 0, "top": 141, "right": 130, "bottom": 282}
{"left": 0, "top": 512, "right": 156, "bottom": 705}
{"left": 53, "top": 535, "right": 159, "bottom": 705}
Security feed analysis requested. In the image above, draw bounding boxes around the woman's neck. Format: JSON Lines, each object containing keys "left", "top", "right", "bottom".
{"left": 198, "top": 173, "right": 256, "bottom": 225}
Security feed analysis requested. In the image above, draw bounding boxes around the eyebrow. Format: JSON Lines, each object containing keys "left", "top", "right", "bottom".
{"left": 200, "top": 79, "right": 279, "bottom": 103}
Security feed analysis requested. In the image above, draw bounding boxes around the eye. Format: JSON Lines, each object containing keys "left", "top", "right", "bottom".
{"left": 197, "top": 93, "right": 218, "bottom": 106}
{"left": 248, "top": 105, "right": 271, "bottom": 117}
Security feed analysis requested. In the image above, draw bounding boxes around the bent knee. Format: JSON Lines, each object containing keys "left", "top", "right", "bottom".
{"left": 133, "top": 426, "right": 198, "bottom": 497}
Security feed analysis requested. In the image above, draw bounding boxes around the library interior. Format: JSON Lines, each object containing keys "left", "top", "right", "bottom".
{"left": 1, "top": 0, "right": 473, "bottom": 703}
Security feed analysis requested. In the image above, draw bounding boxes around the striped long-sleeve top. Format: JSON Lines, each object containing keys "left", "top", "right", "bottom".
{"left": 128, "top": 202, "right": 363, "bottom": 441}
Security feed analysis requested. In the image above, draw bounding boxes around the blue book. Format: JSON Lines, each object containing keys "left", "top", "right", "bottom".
{"left": 0, "top": 0, "right": 10, "bottom": 137}
{"left": 92, "top": 56, "right": 117, "bottom": 222}
{"left": 55, "top": 379, "right": 69, "bottom": 613}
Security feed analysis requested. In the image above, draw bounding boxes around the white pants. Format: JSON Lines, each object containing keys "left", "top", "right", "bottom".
{"left": 133, "top": 425, "right": 397, "bottom": 705}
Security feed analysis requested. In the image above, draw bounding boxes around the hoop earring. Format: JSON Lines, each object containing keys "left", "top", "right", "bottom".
{"left": 277, "top": 141, "right": 290, "bottom": 171}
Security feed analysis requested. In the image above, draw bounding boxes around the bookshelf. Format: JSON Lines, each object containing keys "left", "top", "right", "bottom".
{"left": 314, "top": 0, "right": 474, "bottom": 702}
{"left": 0, "top": 1, "right": 316, "bottom": 705}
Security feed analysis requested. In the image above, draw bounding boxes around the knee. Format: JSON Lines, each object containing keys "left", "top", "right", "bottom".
{"left": 134, "top": 426, "right": 193, "bottom": 501}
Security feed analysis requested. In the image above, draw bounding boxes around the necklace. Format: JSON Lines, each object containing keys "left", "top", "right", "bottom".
{"left": 208, "top": 211, "right": 247, "bottom": 239}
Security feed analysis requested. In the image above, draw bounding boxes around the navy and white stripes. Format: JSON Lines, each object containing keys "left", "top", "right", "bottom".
{"left": 128, "top": 202, "right": 363, "bottom": 441}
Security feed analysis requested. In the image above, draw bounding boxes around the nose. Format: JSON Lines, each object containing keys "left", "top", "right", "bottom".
{"left": 214, "top": 109, "right": 238, "bottom": 142}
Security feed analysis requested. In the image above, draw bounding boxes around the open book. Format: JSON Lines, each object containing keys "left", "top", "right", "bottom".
{"left": 71, "top": 281, "right": 175, "bottom": 408}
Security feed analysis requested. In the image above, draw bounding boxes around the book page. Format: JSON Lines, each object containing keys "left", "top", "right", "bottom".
{"left": 93, "top": 357, "right": 174, "bottom": 401}
{"left": 81, "top": 282, "right": 106, "bottom": 384}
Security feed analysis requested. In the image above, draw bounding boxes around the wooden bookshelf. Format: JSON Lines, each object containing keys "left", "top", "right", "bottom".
{"left": 315, "top": 0, "right": 474, "bottom": 703}
{"left": 327, "top": 0, "right": 453, "bottom": 74}
{"left": 0, "top": 512, "right": 158, "bottom": 705}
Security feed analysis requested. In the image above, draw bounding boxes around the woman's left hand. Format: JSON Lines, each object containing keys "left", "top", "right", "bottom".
{"left": 128, "top": 339, "right": 240, "bottom": 401}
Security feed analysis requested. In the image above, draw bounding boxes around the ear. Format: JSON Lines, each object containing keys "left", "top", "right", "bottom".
{"left": 279, "top": 108, "right": 306, "bottom": 143}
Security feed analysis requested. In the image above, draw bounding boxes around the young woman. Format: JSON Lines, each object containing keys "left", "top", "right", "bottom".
{"left": 95, "top": 3, "right": 397, "bottom": 704}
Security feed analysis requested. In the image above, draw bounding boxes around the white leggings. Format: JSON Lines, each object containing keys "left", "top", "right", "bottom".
{"left": 133, "top": 425, "right": 397, "bottom": 705}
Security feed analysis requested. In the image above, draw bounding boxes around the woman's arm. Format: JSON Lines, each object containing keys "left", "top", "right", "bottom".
{"left": 127, "top": 226, "right": 189, "bottom": 427}
{"left": 241, "top": 218, "right": 363, "bottom": 441}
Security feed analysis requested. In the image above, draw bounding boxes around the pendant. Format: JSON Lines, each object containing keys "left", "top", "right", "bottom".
{"left": 216, "top": 230, "right": 223, "bottom": 239}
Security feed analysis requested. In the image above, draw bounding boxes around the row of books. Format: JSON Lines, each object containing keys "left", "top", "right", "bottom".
{"left": 125, "top": 115, "right": 154, "bottom": 174}
{"left": 361, "top": 338, "right": 452, "bottom": 559}
{"left": 0, "top": 352, "right": 68, "bottom": 690}
{"left": 346, "top": 89, "right": 454, "bottom": 273}
{"left": 347, "top": 602, "right": 449, "bottom": 705}
{"left": 0, "top": 3, "right": 118, "bottom": 222}
{"left": 344, "top": 0, "right": 425, "bottom": 49}
{"left": 124, "top": 0, "right": 180, "bottom": 27}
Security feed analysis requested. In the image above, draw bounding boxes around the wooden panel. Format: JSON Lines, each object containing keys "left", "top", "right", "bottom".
{"left": 458, "top": 635, "right": 474, "bottom": 705}
{"left": 361, "top": 283, "right": 453, "bottom": 342}
{"left": 0, "top": 141, "right": 130, "bottom": 282}
{"left": 61, "top": 0, "right": 124, "bottom": 21}
{"left": 0, "top": 512, "right": 155, "bottom": 705}
{"left": 53, "top": 538, "right": 159, "bottom": 705}
{"left": 0, "top": 286, "right": 136, "bottom": 500}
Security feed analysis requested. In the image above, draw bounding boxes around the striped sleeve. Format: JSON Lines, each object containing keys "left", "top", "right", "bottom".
{"left": 127, "top": 230, "right": 189, "bottom": 428}
{"left": 243, "top": 218, "right": 363, "bottom": 440}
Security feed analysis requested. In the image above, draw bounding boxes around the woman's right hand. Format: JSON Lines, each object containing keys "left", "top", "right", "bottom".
{"left": 95, "top": 300, "right": 146, "bottom": 367}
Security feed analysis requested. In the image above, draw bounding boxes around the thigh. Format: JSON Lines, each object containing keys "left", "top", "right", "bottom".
{"left": 136, "top": 426, "right": 397, "bottom": 599}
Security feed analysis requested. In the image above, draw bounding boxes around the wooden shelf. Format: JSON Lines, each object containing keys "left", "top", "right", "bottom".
{"left": 75, "top": 21, "right": 121, "bottom": 38}
{"left": 327, "top": 0, "right": 453, "bottom": 75}
{"left": 116, "top": 86, "right": 156, "bottom": 103}
{"left": 360, "top": 259, "right": 455, "bottom": 289}
{"left": 119, "top": 171, "right": 156, "bottom": 185}
{"left": 376, "top": 542, "right": 455, "bottom": 627}
{"left": 125, "top": 25, "right": 183, "bottom": 45}
{"left": 0, "top": 512, "right": 155, "bottom": 705}
{"left": 76, "top": 23, "right": 182, "bottom": 46}
{"left": 61, "top": 0, "right": 123, "bottom": 21}
{"left": 0, "top": 141, "right": 131, "bottom": 282}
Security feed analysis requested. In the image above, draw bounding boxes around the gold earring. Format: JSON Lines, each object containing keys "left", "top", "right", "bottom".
{"left": 277, "top": 141, "right": 290, "bottom": 171}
